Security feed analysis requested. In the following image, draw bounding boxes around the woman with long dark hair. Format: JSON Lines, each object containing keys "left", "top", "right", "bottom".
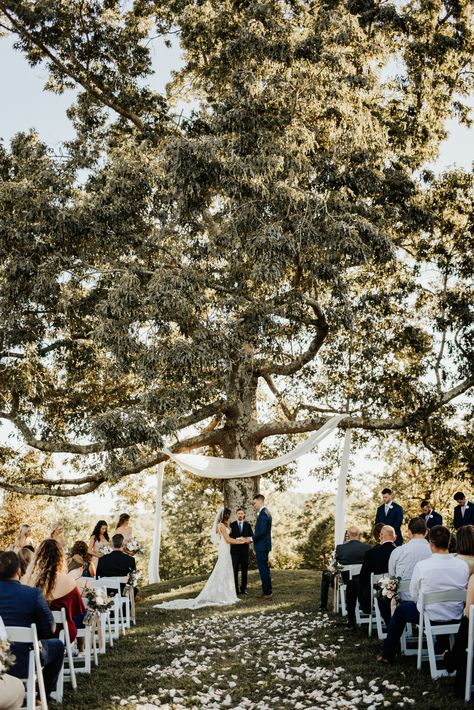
{"left": 115, "top": 513, "right": 133, "bottom": 544}
{"left": 87, "top": 520, "right": 109, "bottom": 566}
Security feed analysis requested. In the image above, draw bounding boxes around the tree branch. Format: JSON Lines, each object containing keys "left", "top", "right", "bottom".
{"left": 262, "top": 374, "right": 295, "bottom": 420}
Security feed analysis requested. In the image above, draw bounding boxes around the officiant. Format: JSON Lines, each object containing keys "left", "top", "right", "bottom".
{"left": 230, "top": 508, "right": 253, "bottom": 595}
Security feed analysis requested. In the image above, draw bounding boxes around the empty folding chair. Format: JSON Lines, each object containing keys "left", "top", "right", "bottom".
{"left": 5, "top": 622, "right": 48, "bottom": 710}
{"left": 51, "top": 607, "right": 77, "bottom": 697}
{"left": 92, "top": 578, "right": 126, "bottom": 638}
{"left": 368, "top": 573, "right": 384, "bottom": 637}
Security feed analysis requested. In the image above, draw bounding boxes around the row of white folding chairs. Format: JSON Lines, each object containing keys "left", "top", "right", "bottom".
{"left": 336, "top": 566, "right": 381, "bottom": 637}
{"left": 0, "top": 576, "right": 134, "bottom": 709}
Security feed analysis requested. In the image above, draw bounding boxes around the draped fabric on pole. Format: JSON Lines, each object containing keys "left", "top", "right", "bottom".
{"left": 163, "top": 415, "right": 346, "bottom": 477}
{"left": 334, "top": 429, "right": 352, "bottom": 547}
{"left": 148, "top": 414, "right": 347, "bottom": 583}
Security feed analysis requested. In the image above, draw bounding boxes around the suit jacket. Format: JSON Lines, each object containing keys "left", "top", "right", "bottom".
{"left": 335, "top": 539, "right": 371, "bottom": 567}
{"left": 96, "top": 550, "right": 136, "bottom": 580}
{"left": 453, "top": 502, "right": 474, "bottom": 531}
{"left": 422, "top": 510, "right": 443, "bottom": 529}
{"left": 0, "top": 580, "right": 55, "bottom": 677}
{"left": 252, "top": 508, "right": 272, "bottom": 553}
{"left": 229, "top": 521, "right": 253, "bottom": 556}
{"left": 358, "top": 542, "right": 396, "bottom": 614}
{"left": 375, "top": 501, "right": 404, "bottom": 545}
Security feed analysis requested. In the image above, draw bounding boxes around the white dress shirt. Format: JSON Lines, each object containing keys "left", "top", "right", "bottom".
{"left": 388, "top": 538, "right": 432, "bottom": 600}
{"left": 409, "top": 553, "right": 469, "bottom": 621}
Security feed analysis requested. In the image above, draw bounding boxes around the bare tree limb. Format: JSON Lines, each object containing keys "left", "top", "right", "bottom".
{"left": 261, "top": 373, "right": 295, "bottom": 420}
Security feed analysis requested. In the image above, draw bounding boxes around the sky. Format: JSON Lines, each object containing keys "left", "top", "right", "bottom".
{"left": 0, "top": 32, "right": 473, "bottom": 514}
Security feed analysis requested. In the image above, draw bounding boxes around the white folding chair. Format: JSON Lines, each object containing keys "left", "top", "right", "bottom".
{"left": 51, "top": 608, "right": 77, "bottom": 696}
{"left": 368, "top": 573, "right": 384, "bottom": 637}
{"left": 373, "top": 596, "right": 387, "bottom": 640}
{"left": 465, "top": 604, "right": 474, "bottom": 701}
{"left": 397, "top": 581, "right": 418, "bottom": 656}
{"left": 93, "top": 577, "right": 128, "bottom": 638}
{"left": 417, "top": 589, "right": 466, "bottom": 679}
{"left": 336, "top": 564, "right": 361, "bottom": 617}
{"left": 75, "top": 623, "right": 98, "bottom": 673}
{"left": 5, "top": 623, "right": 48, "bottom": 710}
{"left": 88, "top": 583, "right": 114, "bottom": 652}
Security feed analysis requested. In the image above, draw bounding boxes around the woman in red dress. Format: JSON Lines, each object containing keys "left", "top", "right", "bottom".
{"left": 23, "top": 538, "right": 86, "bottom": 645}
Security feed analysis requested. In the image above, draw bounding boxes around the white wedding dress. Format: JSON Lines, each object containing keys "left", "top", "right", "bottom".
{"left": 154, "top": 527, "right": 239, "bottom": 609}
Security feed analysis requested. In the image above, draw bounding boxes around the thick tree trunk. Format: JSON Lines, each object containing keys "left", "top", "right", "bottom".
{"left": 223, "top": 476, "right": 260, "bottom": 526}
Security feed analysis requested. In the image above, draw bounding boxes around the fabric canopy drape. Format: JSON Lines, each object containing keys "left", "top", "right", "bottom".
{"left": 163, "top": 414, "right": 347, "bottom": 478}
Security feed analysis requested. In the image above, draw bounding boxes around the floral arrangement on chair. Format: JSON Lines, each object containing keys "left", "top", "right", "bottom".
{"left": 127, "top": 569, "right": 142, "bottom": 589}
{"left": 375, "top": 575, "right": 401, "bottom": 602}
{"left": 327, "top": 555, "right": 344, "bottom": 582}
{"left": 0, "top": 638, "right": 15, "bottom": 678}
{"left": 83, "top": 587, "right": 114, "bottom": 625}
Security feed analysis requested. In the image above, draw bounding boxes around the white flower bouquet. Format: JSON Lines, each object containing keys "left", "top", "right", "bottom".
{"left": 124, "top": 538, "right": 144, "bottom": 555}
{"left": 99, "top": 543, "right": 113, "bottom": 555}
{"left": 327, "top": 555, "right": 344, "bottom": 580}
{"left": 376, "top": 575, "right": 401, "bottom": 601}
{"left": 0, "top": 638, "right": 16, "bottom": 677}
{"left": 84, "top": 587, "right": 114, "bottom": 625}
{"left": 127, "top": 569, "right": 142, "bottom": 588}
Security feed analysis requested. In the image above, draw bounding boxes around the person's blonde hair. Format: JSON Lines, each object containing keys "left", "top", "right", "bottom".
{"left": 14, "top": 524, "right": 31, "bottom": 551}
{"left": 23, "top": 539, "right": 65, "bottom": 599}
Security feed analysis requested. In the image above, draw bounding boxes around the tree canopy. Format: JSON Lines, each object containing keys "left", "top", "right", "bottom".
{"left": 0, "top": 0, "right": 472, "bottom": 508}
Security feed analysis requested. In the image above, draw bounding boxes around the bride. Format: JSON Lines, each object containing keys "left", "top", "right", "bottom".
{"left": 154, "top": 507, "right": 249, "bottom": 609}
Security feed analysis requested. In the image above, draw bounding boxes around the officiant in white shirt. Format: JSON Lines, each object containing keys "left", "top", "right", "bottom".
{"left": 229, "top": 508, "right": 253, "bottom": 596}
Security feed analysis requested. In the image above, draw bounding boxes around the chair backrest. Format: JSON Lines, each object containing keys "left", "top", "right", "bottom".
{"left": 51, "top": 607, "right": 71, "bottom": 642}
{"left": 93, "top": 577, "right": 122, "bottom": 592}
{"left": 398, "top": 580, "right": 411, "bottom": 594}
{"left": 5, "top": 623, "right": 38, "bottom": 644}
{"left": 0, "top": 615, "right": 7, "bottom": 640}
{"left": 421, "top": 589, "right": 467, "bottom": 607}
{"left": 341, "top": 564, "right": 362, "bottom": 579}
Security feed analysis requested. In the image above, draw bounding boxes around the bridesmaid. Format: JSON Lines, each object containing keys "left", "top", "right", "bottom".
{"left": 10, "top": 524, "right": 34, "bottom": 552}
{"left": 115, "top": 513, "right": 133, "bottom": 545}
{"left": 87, "top": 520, "right": 110, "bottom": 567}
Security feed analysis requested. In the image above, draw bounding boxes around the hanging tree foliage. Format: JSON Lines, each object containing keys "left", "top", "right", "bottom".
{"left": 0, "top": 0, "right": 473, "bottom": 509}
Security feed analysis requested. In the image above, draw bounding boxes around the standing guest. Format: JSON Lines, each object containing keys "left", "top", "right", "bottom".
{"left": 88, "top": 520, "right": 110, "bottom": 567}
{"left": 375, "top": 489, "right": 404, "bottom": 546}
{"left": 96, "top": 534, "right": 136, "bottom": 594}
{"left": 115, "top": 514, "right": 133, "bottom": 545}
{"left": 388, "top": 518, "right": 431, "bottom": 600}
{"left": 358, "top": 525, "right": 397, "bottom": 615}
{"left": 23, "top": 539, "right": 86, "bottom": 646}
{"left": 420, "top": 500, "right": 443, "bottom": 528}
{"left": 9, "top": 525, "right": 33, "bottom": 553}
{"left": 229, "top": 508, "right": 253, "bottom": 596}
{"left": 0, "top": 551, "right": 64, "bottom": 701}
{"left": 252, "top": 494, "right": 273, "bottom": 600}
{"left": 454, "top": 525, "right": 474, "bottom": 574}
{"left": 51, "top": 522, "right": 66, "bottom": 549}
{"left": 444, "top": 572, "right": 474, "bottom": 697}
{"left": 377, "top": 525, "right": 469, "bottom": 664}
{"left": 453, "top": 492, "right": 474, "bottom": 531}
{"left": 0, "top": 674, "right": 25, "bottom": 710}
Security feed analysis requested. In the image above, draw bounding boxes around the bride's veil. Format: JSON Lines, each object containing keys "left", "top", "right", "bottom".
{"left": 210, "top": 507, "right": 225, "bottom": 545}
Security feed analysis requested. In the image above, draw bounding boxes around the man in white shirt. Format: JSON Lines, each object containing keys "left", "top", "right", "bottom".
{"left": 378, "top": 525, "right": 468, "bottom": 664}
{"left": 388, "top": 517, "right": 432, "bottom": 601}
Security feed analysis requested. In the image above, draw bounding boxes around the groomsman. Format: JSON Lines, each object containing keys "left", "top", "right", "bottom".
{"left": 453, "top": 492, "right": 474, "bottom": 530}
{"left": 230, "top": 508, "right": 253, "bottom": 595}
{"left": 375, "top": 488, "right": 404, "bottom": 546}
{"left": 420, "top": 500, "right": 443, "bottom": 529}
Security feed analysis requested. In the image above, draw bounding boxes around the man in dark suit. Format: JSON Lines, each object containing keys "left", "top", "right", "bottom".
{"left": 229, "top": 508, "right": 253, "bottom": 595}
{"left": 252, "top": 494, "right": 272, "bottom": 599}
{"left": 453, "top": 492, "right": 474, "bottom": 531}
{"left": 320, "top": 525, "right": 371, "bottom": 627}
{"left": 358, "top": 525, "right": 396, "bottom": 616}
{"left": 96, "top": 533, "right": 136, "bottom": 593}
{"left": 375, "top": 488, "right": 404, "bottom": 546}
{"left": 420, "top": 500, "right": 443, "bottom": 529}
{"left": 0, "top": 551, "right": 64, "bottom": 700}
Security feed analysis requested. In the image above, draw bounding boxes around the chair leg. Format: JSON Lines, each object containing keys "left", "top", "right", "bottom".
{"left": 466, "top": 615, "right": 474, "bottom": 701}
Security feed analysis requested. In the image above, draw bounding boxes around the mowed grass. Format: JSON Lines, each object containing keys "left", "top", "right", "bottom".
{"left": 63, "top": 570, "right": 466, "bottom": 710}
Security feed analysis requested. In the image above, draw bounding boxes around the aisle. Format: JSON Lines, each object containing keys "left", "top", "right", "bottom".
{"left": 64, "top": 570, "right": 462, "bottom": 710}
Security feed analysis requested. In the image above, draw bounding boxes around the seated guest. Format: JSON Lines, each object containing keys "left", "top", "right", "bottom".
{"left": 372, "top": 523, "right": 384, "bottom": 544}
{"left": 23, "top": 539, "right": 86, "bottom": 645}
{"left": 388, "top": 517, "right": 431, "bottom": 600}
{"left": 358, "top": 525, "right": 396, "bottom": 615}
{"left": 0, "top": 551, "right": 64, "bottom": 701}
{"left": 67, "top": 541, "right": 96, "bottom": 579}
{"left": 454, "top": 525, "right": 474, "bottom": 573}
{"left": 420, "top": 500, "right": 442, "bottom": 528}
{"left": 444, "top": 572, "right": 474, "bottom": 697}
{"left": 319, "top": 525, "right": 371, "bottom": 618}
{"left": 96, "top": 534, "right": 136, "bottom": 593}
{"left": 453, "top": 492, "right": 474, "bottom": 530}
{"left": 0, "top": 673, "right": 25, "bottom": 710}
{"left": 67, "top": 546, "right": 95, "bottom": 596}
{"left": 378, "top": 525, "right": 469, "bottom": 664}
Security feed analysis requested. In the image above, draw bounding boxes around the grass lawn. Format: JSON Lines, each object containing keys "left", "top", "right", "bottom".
{"left": 63, "top": 570, "right": 466, "bottom": 709}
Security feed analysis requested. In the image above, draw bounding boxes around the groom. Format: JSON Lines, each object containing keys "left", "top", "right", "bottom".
{"left": 230, "top": 508, "right": 253, "bottom": 595}
{"left": 252, "top": 494, "right": 272, "bottom": 600}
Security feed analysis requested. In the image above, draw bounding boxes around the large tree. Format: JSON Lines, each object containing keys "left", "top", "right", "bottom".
{"left": 0, "top": 0, "right": 472, "bottom": 513}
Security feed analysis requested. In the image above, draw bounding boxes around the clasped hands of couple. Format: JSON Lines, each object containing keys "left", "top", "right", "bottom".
{"left": 235, "top": 537, "right": 252, "bottom": 544}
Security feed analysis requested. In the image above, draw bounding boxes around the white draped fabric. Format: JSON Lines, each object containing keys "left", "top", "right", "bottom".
{"left": 163, "top": 414, "right": 346, "bottom": 478}
{"left": 334, "top": 428, "right": 352, "bottom": 546}
{"left": 147, "top": 414, "right": 349, "bottom": 583}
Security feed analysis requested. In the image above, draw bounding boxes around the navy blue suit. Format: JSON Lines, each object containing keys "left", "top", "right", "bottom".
{"left": 375, "top": 501, "right": 404, "bottom": 546}
{"left": 453, "top": 502, "right": 474, "bottom": 531}
{"left": 0, "top": 580, "right": 64, "bottom": 698}
{"left": 253, "top": 507, "right": 272, "bottom": 596}
{"left": 422, "top": 510, "right": 443, "bottom": 529}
